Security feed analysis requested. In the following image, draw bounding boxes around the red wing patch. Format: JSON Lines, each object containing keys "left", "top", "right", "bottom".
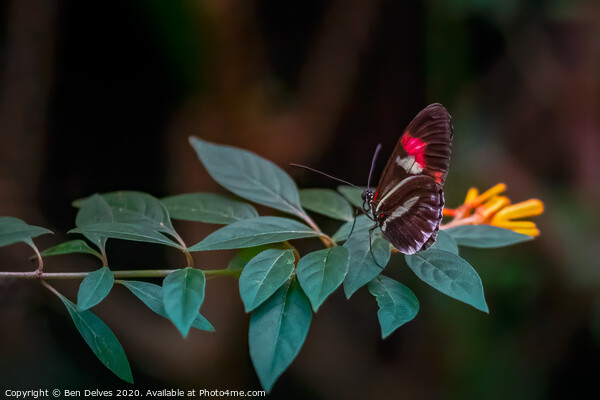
{"left": 401, "top": 134, "right": 426, "bottom": 168}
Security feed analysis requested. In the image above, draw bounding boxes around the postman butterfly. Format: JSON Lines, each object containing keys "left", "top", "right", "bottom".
{"left": 292, "top": 103, "right": 452, "bottom": 255}
{"left": 361, "top": 103, "right": 453, "bottom": 255}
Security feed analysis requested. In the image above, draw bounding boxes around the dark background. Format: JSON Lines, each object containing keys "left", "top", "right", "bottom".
{"left": 1, "top": 0, "right": 599, "bottom": 398}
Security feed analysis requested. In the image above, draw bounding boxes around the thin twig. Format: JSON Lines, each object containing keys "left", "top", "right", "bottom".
{"left": 298, "top": 210, "right": 337, "bottom": 248}
{"left": 0, "top": 268, "right": 239, "bottom": 280}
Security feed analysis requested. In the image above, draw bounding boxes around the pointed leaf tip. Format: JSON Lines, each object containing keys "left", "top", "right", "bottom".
{"left": 249, "top": 278, "right": 312, "bottom": 392}
{"left": 239, "top": 249, "right": 296, "bottom": 312}
{"left": 0, "top": 217, "right": 52, "bottom": 249}
{"left": 120, "top": 280, "right": 214, "bottom": 332}
{"left": 297, "top": 247, "right": 349, "bottom": 311}
{"left": 163, "top": 268, "right": 207, "bottom": 337}
{"left": 189, "top": 137, "right": 304, "bottom": 218}
{"left": 405, "top": 249, "right": 488, "bottom": 313}
{"left": 77, "top": 267, "right": 114, "bottom": 310}
{"left": 368, "top": 276, "right": 419, "bottom": 338}
{"left": 56, "top": 292, "right": 133, "bottom": 383}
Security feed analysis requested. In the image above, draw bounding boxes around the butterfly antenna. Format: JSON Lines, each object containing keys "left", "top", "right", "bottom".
{"left": 290, "top": 163, "right": 361, "bottom": 189}
{"left": 367, "top": 144, "right": 382, "bottom": 190}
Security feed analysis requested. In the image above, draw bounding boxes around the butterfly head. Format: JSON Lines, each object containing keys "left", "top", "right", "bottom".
{"left": 361, "top": 190, "right": 375, "bottom": 214}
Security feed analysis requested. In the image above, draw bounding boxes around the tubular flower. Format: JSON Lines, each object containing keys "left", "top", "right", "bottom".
{"left": 441, "top": 183, "right": 544, "bottom": 236}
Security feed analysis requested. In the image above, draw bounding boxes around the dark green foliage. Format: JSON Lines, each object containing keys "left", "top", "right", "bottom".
{"left": 40, "top": 239, "right": 102, "bottom": 259}
{"left": 343, "top": 231, "right": 391, "bottom": 299}
{"left": 161, "top": 193, "right": 258, "bottom": 224}
{"left": 248, "top": 277, "right": 312, "bottom": 392}
{"left": 119, "top": 280, "right": 213, "bottom": 332}
{"left": 405, "top": 249, "right": 488, "bottom": 313}
{"left": 0, "top": 139, "right": 535, "bottom": 390}
{"left": 446, "top": 225, "right": 532, "bottom": 248}
{"left": 0, "top": 216, "right": 52, "bottom": 248}
{"left": 299, "top": 188, "right": 354, "bottom": 221}
{"left": 163, "top": 268, "right": 207, "bottom": 337}
{"left": 239, "top": 249, "right": 296, "bottom": 312}
{"left": 77, "top": 267, "right": 114, "bottom": 310}
{"left": 55, "top": 291, "right": 133, "bottom": 383}
{"left": 368, "top": 275, "right": 419, "bottom": 338}
{"left": 296, "top": 247, "right": 349, "bottom": 311}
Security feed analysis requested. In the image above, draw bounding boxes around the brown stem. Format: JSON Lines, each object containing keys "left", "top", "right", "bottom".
{"left": 298, "top": 210, "right": 337, "bottom": 248}
{"left": 0, "top": 268, "right": 239, "bottom": 280}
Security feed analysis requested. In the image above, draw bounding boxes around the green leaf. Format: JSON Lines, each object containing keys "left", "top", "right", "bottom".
{"left": 429, "top": 230, "right": 459, "bottom": 255}
{"left": 446, "top": 225, "right": 533, "bottom": 248}
{"left": 41, "top": 240, "right": 102, "bottom": 259}
{"left": 299, "top": 189, "right": 353, "bottom": 221}
{"left": 119, "top": 280, "right": 214, "bottom": 332}
{"left": 0, "top": 217, "right": 52, "bottom": 248}
{"left": 188, "top": 216, "right": 318, "bottom": 251}
{"left": 405, "top": 249, "right": 488, "bottom": 313}
{"left": 296, "top": 247, "right": 349, "bottom": 311}
{"left": 77, "top": 191, "right": 175, "bottom": 231}
{"left": 161, "top": 193, "right": 258, "bottom": 224}
{"left": 249, "top": 277, "right": 312, "bottom": 392}
{"left": 55, "top": 291, "right": 133, "bottom": 383}
{"left": 227, "top": 245, "right": 283, "bottom": 271}
{"left": 75, "top": 194, "right": 113, "bottom": 254}
{"left": 69, "top": 222, "right": 183, "bottom": 249}
{"left": 75, "top": 191, "right": 182, "bottom": 249}
{"left": 163, "top": 268, "right": 207, "bottom": 337}
{"left": 239, "top": 249, "right": 296, "bottom": 312}
{"left": 337, "top": 185, "right": 366, "bottom": 208}
{"left": 343, "top": 231, "right": 390, "bottom": 299}
{"left": 77, "top": 267, "right": 114, "bottom": 310}
{"left": 331, "top": 215, "right": 375, "bottom": 242}
{"left": 368, "top": 275, "right": 419, "bottom": 339}
{"left": 189, "top": 137, "right": 304, "bottom": 218}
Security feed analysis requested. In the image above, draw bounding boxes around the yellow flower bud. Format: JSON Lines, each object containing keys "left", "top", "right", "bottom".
{"left": 492, "top": 199, "right": 544, "bottom": 222}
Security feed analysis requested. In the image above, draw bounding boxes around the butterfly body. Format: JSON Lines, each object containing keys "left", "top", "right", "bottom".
{"left": 363, "top": 103, "right": 453, "bottom": 255}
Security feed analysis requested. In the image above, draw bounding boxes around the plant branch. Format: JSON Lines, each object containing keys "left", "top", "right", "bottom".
{"left": 298, "top": 210, "right": 337, "bottom": 248}
{"left": 0, "top": 268, "right": 240, "bottom": 280}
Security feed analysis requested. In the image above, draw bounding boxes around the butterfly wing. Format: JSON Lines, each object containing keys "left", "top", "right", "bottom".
{"left": 375, "top": 103, "right": 453, "bottom": 198}
{"left": 371, "top": 103, "right": 452, "bottom": 254}
{"left": 373, "top": 175, "right": 444, "bottom": 254}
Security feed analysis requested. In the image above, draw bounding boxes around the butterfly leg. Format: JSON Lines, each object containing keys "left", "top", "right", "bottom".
{"left": 368, "top": 224, "right": 385, "bottom": 270}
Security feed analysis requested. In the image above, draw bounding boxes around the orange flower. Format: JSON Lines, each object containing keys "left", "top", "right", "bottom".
{"left": 442, "top": 183, "right": 544, "bottom": 236}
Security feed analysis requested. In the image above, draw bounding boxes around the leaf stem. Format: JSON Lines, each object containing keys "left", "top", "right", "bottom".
{"left": 283, "top": 241, "right": 301, "bottom": 265}
{"left": 100, "top": 248, "right": 108, "bottom": 267}
{"left": 26, "top": 239, "right": 44, "bottom": 276}
{"left": 183, "top": 250, "right": 194, "bottom": 268}
{"left": 40, "top": 279, "right": 61, "bottom": 297}
{"left": 170, "top": 232, "right": 195, "bottom": 268}
{"left": 298, "top": 210, "right": 337, "bottom": 248}
{"left": 0, "top": 268, "right": 239, "bottom": 280}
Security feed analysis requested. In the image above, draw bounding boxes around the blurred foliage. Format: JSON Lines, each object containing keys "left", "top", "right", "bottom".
{"left": 1, "top": 0, "right": 599, "bottom": 398}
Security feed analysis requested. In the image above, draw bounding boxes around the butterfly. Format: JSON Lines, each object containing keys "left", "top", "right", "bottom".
{"left": 361, "top": 103, "right": 453, "bottom": 255}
